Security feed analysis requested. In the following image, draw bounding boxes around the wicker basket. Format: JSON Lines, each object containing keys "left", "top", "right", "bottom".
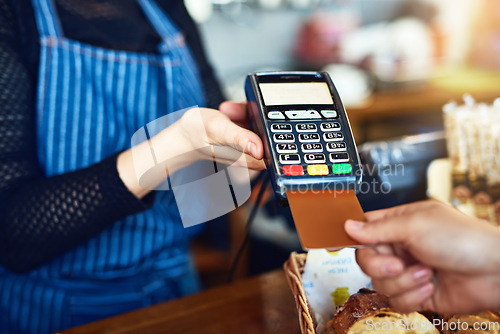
{"left": 283, "top": 252, "right": 316, "bottom": 334}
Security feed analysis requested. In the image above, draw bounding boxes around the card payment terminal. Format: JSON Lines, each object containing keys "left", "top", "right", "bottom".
{"left": 245, "top": 71, "right": 365, "bottom": 250}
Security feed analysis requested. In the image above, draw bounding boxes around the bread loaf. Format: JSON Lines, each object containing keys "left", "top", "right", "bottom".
{"left": 441, "top": 312, "right": 500, "bottom": 334}
{"left": 323, "top": 289, "right": 500, "bottom": 334}
{"left": 323, "top": 289, "right": 390, "bottom": 334}
{"left": 347, "top": 308, "right": 439, "bottom": 334}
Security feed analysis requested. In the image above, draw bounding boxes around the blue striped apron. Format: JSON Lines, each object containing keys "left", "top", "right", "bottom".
{"left": 0, "top": 0, "right": 206, "bottom": 333}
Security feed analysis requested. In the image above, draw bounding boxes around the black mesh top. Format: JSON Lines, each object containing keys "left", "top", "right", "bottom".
{"left": 0, "top": 0, "right": 224, "bottom": 273}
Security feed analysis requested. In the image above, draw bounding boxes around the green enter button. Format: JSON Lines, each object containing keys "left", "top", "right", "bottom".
{"left": 332, "top": 163, "right": 352, "bottom": 174}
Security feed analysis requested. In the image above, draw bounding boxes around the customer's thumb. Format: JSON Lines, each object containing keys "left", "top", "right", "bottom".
{"left": 345, "top": 218, "right": 408, "bottom": 246}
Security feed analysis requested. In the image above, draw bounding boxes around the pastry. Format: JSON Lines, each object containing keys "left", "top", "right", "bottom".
{"left": 324, "top": 289, "right": 390, "bottom": 334}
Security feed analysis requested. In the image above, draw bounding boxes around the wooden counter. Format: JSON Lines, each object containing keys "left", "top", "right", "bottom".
{"left": 57, "top": 269, "right": 301, "bottom": 334}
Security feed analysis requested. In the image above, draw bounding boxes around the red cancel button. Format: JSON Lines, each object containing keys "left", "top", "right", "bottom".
{"left": 283, "top": 165, "right": 304, "bottom": 176}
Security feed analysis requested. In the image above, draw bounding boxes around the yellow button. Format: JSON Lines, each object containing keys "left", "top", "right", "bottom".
{"left": 307, "top": 164, "right": 329, "bottom": 175}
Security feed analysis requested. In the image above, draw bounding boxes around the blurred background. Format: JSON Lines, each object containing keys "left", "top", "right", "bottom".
{"left": 186, "top": 0, "right": 500, "bottom": 286}
{"left": 187, "top": 0, "right": 500, "bottom": 141}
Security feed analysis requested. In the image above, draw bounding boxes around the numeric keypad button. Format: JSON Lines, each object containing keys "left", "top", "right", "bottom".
{"left": 320, "top": 122, "right": 341, "bottom": 132}
{"left": 326, "top": 142, "right": 347, "bottom": 152}
{"left": 298, "top": 133, "right": 320, "bottom": 143}
{"left": 273, "top": 133, "right": 295, "bottom": 143}
{"left": 276, "top": 143, "right": 298, "bottom": 153}
{"left": 301, "top": 143, "right": 323, "bottom": 153}
{"left": 296, "top": 123, "right": 317, "bottom": 132}
{"left": 304, "top": 153, "right": 326, "bottom": 164}
{"left": 323, "top": 132, "right": 343, "bottom": 142}
{"left": 271, "top": 123, "right": 292, "bottom": 132}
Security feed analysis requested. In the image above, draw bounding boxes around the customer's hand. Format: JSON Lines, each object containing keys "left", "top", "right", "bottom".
{"left": 345, "top": 200, "right": 500, "bottom": 314}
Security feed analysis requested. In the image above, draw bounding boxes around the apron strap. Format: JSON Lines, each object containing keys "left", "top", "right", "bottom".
{"left": 137, "top": 0, "right": 186, "bottom": 53}
{"left": 30, "top": 0, "right": 64, "bottom": 38}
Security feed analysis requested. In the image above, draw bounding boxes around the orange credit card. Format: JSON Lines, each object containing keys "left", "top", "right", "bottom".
{"left": 287, "top": 189, "right": 365, "bottom": 250}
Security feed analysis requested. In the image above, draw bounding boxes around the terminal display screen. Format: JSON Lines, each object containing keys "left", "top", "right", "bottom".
{"left": 259, "top": 82, "right": 334, "bottom": 106}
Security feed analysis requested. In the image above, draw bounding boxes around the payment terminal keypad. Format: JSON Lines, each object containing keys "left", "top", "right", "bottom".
{"left": 270, "top": 110, "right": 352, "bottom": 177}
